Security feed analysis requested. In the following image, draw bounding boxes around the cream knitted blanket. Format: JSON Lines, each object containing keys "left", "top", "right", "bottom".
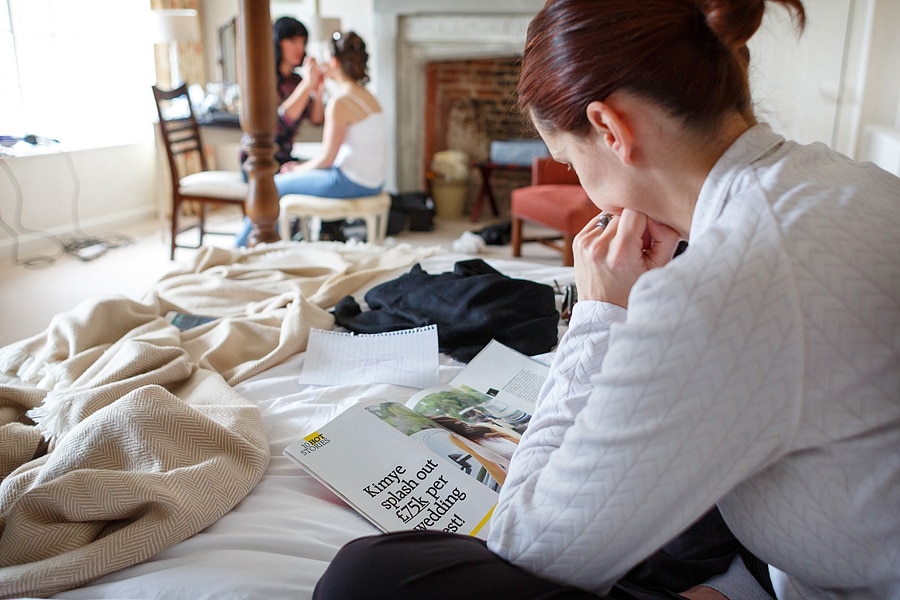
{"left": 0, "top": 241, "right": 439, "bottom": 597}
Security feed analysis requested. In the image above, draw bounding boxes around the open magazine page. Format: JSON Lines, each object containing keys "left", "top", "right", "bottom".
{"left": 284, "top": 399, "right": 500, "bottom": 539}
{"left": 283, "top": 340, "right": 551, "bottom": 539}
{"left": 404, "top": 340, "right": 550, "bottom": 465}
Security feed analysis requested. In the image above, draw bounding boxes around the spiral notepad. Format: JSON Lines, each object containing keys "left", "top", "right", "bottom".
{"left": 298, "top": 325, "right": 440, "bottom": 389}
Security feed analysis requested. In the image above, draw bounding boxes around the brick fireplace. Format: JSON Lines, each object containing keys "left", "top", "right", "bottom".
{"left": 425, "top": 57, "right": 532, "bottom": 166}
{"left": 372, "top": 0, "right": 544, "bottom": 214}
{"left": 424, "top": 57, "right": 536, "bottom": 215}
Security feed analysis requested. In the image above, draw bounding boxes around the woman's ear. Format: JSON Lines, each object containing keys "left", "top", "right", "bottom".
{"left": 585, "top": 100, "right": 635, "bottom": 166}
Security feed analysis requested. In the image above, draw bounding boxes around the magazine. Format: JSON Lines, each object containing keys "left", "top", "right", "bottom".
{"left": 283, "top": 340, "right": 550, "bottom": 540}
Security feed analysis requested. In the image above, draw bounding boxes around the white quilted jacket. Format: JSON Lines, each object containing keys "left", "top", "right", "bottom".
{"left": 488, "top": 125, "right": 900, "bottom": 600}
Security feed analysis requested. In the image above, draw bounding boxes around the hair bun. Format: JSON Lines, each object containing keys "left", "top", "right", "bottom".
{"left": 333, "top": 31, "right": 370, "bottom": 84}
{"left": 697, "top": 0, "right": 766, "bottom": 48}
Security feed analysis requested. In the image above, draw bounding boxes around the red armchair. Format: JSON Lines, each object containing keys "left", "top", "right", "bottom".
{"left": 510, "top": 156, "right": 598, "bottom": 266}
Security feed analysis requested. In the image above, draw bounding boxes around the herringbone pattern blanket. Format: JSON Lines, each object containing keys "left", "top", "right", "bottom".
{"left": 0, "top": 241, "right": 439, "bottom": 597}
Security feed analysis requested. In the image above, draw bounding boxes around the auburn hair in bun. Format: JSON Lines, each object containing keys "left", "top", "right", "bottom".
{"left": 518, "top": 0, "right": 805, "bottom": 135}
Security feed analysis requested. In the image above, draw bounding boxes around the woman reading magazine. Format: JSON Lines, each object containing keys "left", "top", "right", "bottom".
{"left": 313, "top": 1, "right": 900, "bottom": 598}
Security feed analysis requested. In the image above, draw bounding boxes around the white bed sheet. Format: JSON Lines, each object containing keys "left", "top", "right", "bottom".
{"left": 52, "top": 255, "right": 574, "bottom": 600}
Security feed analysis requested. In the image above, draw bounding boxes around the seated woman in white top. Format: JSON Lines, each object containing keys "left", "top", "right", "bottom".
{"left": 235, "top": 30, "right": 386, "bottom": 246}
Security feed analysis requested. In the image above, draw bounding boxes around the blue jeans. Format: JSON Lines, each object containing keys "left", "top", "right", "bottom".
{"left": 235, "top": 167, "right": 383, "bottom": 247}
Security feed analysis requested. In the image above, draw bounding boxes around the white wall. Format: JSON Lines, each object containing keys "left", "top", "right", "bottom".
{"left": 749, "top": 0, "right": 851, "bottom": 148}
{"left": 203, "top": 0, "right": 239, "bottom": 82}
{"left": 854, "top": 0, "right": 900, "bottom": 175}
{"left": 858, "top": 0, "right": 900, "bottom": 129}
{"left": 746, "top": 0, "right": 898, "bottom": 159}
{"left": 0, "top": 143, "right": 158, "bottom": 258}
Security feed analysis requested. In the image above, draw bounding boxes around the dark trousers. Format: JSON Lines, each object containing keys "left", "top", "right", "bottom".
{"left": 314, "top": 508, "right": 764, "bottom": 600}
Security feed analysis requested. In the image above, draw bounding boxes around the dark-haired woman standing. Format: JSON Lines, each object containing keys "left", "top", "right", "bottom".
{"left": 314, "top": 2, "right": 900, "bottom": 599}
{"left": 270, "top": 16, "right": 325, "bottom": 165}
{"left": 235, "top": 16, "right": 325, "bottom": 246}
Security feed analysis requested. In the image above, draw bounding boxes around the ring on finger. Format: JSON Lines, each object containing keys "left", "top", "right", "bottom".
{"left": 596, "top": 212, "right": 615, "bottom": 229}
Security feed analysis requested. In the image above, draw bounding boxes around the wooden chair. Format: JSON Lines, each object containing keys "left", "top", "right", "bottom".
{"left": 279, "top": 192, "right": 392, "bottom": 244}
{"left": 510, "top": 156, "right": 597, "bottom": 266}
{"left": 152, "top": 83, "right": 248, "bottom": 259}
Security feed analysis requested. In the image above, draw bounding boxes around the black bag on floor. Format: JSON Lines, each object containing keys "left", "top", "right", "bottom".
{"left": 390, "top": 192, "right": 435, "bottom": 232}
{"left": 475, "top": 220, "right": 512, "bottom": 245}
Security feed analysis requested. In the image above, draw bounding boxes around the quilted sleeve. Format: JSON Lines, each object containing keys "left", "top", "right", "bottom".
{"left": 487, "top": 221, "right": 804, "bottom": 594}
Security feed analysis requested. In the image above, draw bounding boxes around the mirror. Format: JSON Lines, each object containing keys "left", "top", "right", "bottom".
{"left": 218, "top": 16, "right": 237, "bottom": 83}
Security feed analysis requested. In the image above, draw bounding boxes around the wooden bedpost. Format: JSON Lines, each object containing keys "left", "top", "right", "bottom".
{"left": 238, "top": 0, "right": 280, "bottom": 246}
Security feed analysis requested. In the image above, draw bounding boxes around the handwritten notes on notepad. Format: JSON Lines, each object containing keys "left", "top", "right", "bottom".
{"left": 298, "top": 325, "right": 440, "bottom": 389}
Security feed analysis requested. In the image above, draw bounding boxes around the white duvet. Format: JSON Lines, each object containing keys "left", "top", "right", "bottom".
{"left": 51, "top": 255, "right": 573, "bottom": 599}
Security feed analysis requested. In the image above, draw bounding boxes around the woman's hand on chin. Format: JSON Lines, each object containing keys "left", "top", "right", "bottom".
{"left": 572, "top": 208, "right": 681, "bottom": 307}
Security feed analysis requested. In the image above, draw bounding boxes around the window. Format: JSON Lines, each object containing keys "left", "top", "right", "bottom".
{"left": 0, "top": 0, "right": 157, "bottom": 149}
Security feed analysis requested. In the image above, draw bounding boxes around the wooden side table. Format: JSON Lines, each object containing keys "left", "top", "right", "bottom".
{"left": 470, "top": 161, "right": 532, "bottom": 222}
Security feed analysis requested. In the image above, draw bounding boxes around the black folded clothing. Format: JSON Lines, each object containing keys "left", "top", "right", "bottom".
{"left": 333, "top": 259, "right": 559, "bottom": 362}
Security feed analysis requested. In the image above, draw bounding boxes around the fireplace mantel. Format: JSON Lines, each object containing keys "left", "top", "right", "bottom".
{"left": 373, "top": 0, "right": 543, "bottom": 193}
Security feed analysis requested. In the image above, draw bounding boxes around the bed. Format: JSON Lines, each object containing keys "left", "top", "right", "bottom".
{"left": 0, "top": 4, "right": 575, "bottom": 595}
{"left": 0, "top": 240, "right": 574, "bottom": 598}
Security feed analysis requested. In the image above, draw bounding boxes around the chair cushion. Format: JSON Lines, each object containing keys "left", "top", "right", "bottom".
{"left": 179, "top": 171, "right": 248, "bottom": 200}
{"left": 511, "top": 184, "right": 597, "bottom": 233}
{"left": 280, "top": 192, "right": 391, "bottom": 221}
